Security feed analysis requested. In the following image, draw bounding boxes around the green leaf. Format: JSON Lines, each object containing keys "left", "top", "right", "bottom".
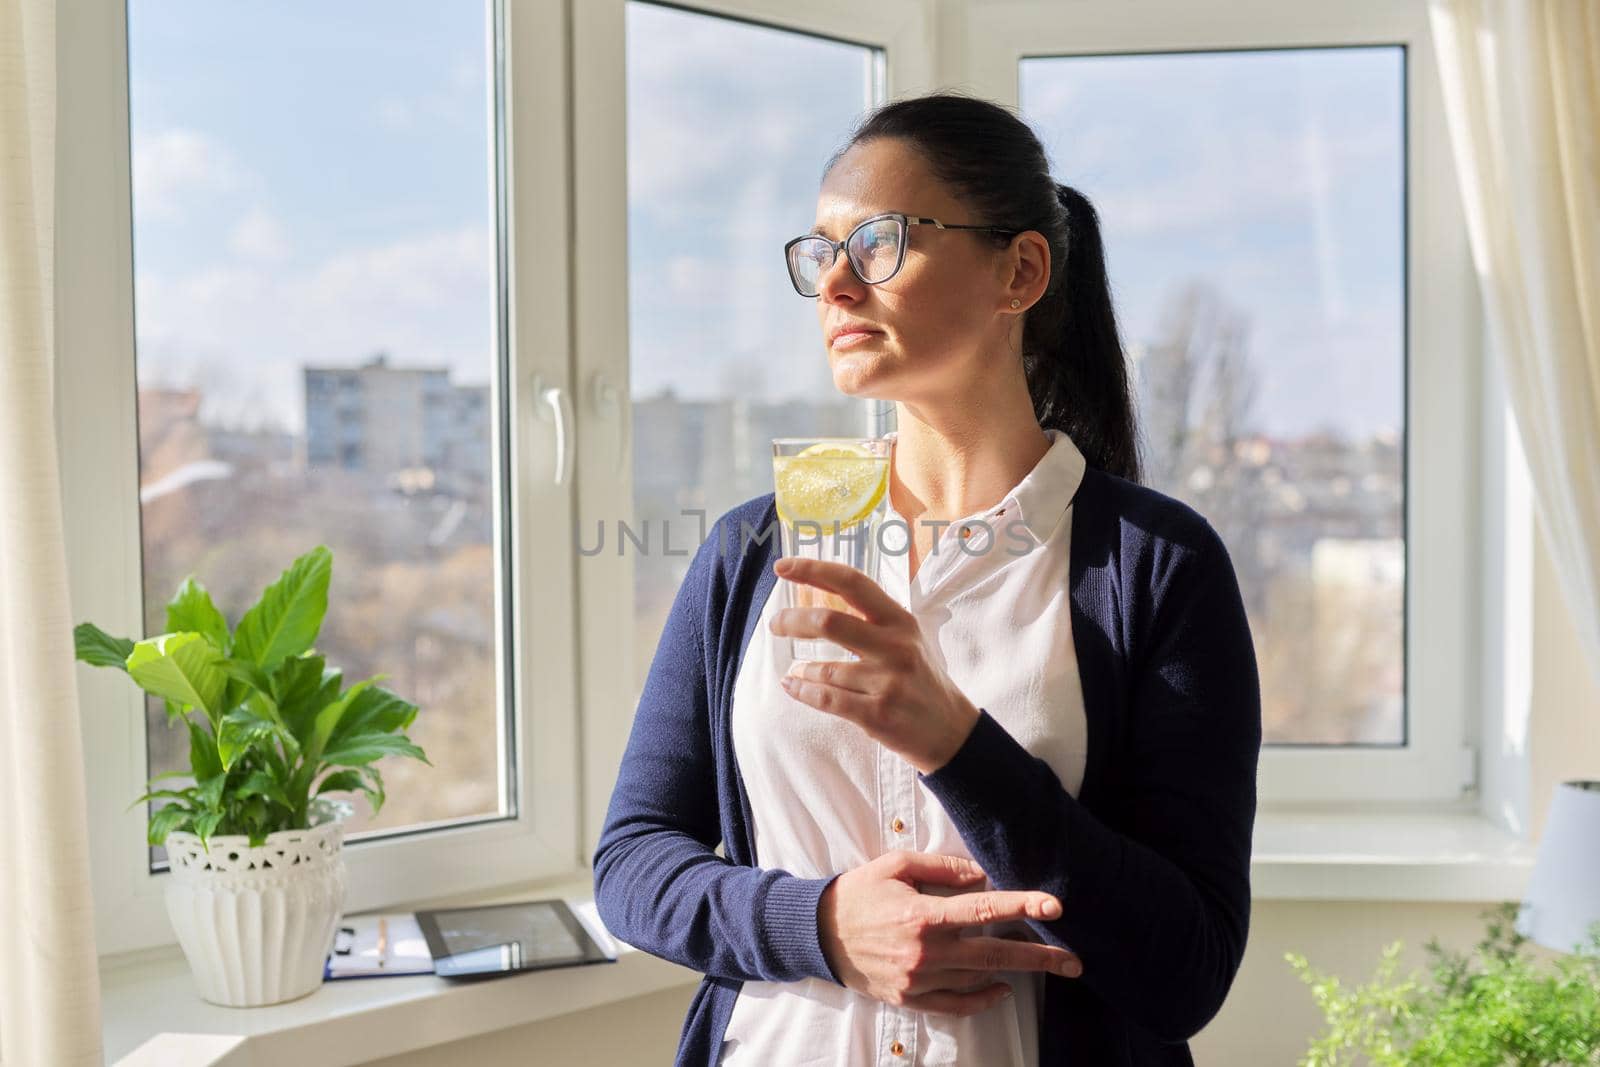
{"left": 305, "top": 678, "right": 377, "bottom": 764}
{"left": 128, "top": 788, "right": 198, "bottom": 810}
{"left": 216, "top": 710, "right": 283, "bottom": 772}
{"left": 231, "top": 546, "right": 332, "bottom": 671}
{"left": 271, "top": 653, "right": 326, "bottom": 705}
{"left": 272, "top": 654, "right": 331, "bottom": 748}
{"left": 187, "top": 720, "right": 222, "bottom": 782}
{"left": 218, "top": 657, "right": 273, "bottom": 698}
{"left": 314, "top": 769, "right": 366, "bottom": 796}
{"left": 235, "top": 771, "right": 291, "bottom": 810}
{"left": 359, "top": 766, "right": 387, "bottom": 815}
{"left": 148, "top": 804, "right": 193, "bottom": 846}
{"left": 127, "top": 632, "right": 227, "bottom": 720}
{"left": 316, "top": 767, "right": 386, "bottom": 815}
{"left": 193, "top": 810, "right": 225, "bottom": 849}
{"left": 165, "top": 577, "right": 230, "bottom": 653}
{"left": 327, "top": 684, "right": 416, "bottom": 748}
{"left": 319, "top": 731, "right": 429, "bottom": 767}
{"left": 196, "top": 773, "right": 226, "bottom": 811}
{"left": 73, "top": 622, "right": 136, "bottom": 671}
{"left": 213, "top": 670, "right": 298, "bottom": 767}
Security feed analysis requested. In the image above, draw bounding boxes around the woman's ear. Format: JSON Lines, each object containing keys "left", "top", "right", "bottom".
{"left": 1003, "top": 231, "right": 1051, "bottom": 313}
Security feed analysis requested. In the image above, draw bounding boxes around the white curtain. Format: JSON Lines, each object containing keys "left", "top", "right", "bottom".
{"left": 0, "top": 0, "right": 105, "bottom": 1063}
{"left": 1429, "top": 0, "right": 1600, "bottom": 687}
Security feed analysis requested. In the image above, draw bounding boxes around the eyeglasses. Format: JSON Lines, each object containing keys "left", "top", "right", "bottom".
{"left": 783, "top": 212, "right": 1020, "bottom": 298}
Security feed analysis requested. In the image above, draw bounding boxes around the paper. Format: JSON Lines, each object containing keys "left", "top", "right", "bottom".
{"left": 325, "top": 912, "right": 434, "bottom": 979}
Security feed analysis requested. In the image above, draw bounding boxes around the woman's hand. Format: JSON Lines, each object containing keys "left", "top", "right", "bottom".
{"left": 820, "top": 851, "right": 1084, "bottom": 1015}
{"left": 770, "top": 556, "right": 978, "bottom": 774}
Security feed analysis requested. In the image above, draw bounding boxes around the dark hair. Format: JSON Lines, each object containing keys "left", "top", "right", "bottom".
{"left": 828, "top": 90, "right": 1143, "bottom": 484}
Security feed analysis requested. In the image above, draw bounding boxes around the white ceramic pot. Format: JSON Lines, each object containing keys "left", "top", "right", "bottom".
{"left": 162, "top": 809, "right": 348, "bottom": 1007}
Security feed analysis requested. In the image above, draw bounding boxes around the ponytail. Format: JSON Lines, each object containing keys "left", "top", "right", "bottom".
{"left": 1022, "top": 183, "right": 1143, "bottom": 483}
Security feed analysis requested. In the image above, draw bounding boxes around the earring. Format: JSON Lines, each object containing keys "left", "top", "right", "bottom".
{"left": 1010, "top": 299, "right": 1021, "bottom": 309}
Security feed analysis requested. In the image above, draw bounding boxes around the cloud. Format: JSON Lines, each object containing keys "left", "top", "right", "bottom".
{"left": 377, "top": 98, "right": 415, "bottom": 131}
{"left": 229, "top": 207, "right": 291, "bottom": 263}
{"left": 132, "top": 129, "right": 249, "bottom": 220}
{"left": 665, "top": 255, "right": 716, "bottom": 297}
{"left": 623, "top": 2, "right": 862, "bottom": 210}
{"left": 376, "top": 55, "right": 483, "bottom": 135}
{"left": 134, "top": 225, "right": 494, "bottom": 431}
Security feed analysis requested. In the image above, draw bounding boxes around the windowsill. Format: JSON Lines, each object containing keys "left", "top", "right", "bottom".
{"left": 1250, "top": 809, "right": 1538, "bottom": 901}
{"left": 104, "top": 812, "right": 1538, "bottom": 1064}
{"left": 102, "top": 872, "right": 699, "bottom": 1067}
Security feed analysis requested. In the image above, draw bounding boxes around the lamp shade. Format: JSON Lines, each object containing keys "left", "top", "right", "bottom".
{"left": 1516, "top": 780, "right": 1600, "bottom": 955}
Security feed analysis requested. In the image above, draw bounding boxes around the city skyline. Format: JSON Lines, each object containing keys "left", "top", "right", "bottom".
{"left": 128, "top": 3, "right": 1404, "bottom": 442}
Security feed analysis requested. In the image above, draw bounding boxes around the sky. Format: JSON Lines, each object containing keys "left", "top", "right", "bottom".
{"left": 128, "top": 2, "right": 1403, "bottom": 441}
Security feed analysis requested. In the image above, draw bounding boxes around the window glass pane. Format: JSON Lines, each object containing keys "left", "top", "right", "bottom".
{"left": 128, "top": 0, "right": 508, "bottom": 859}
{"left": 1021, "top": 47, "right": 1405, "bottom": 746}
{"left": 624, "top": 3, "right": 881, "bottom": 703}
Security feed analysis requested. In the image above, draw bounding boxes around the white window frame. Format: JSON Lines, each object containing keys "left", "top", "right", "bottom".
{"left": 59, "top": 0, "right": 1505, "bottom": 960}
{"left": 569, "top": 0, "right": 936, "bottom": 856}
{"left": 58, "top": 0, "right": 586, "bottom": 957}
{"left": 958, "top": 0, "right": 1481, "bottom": 808}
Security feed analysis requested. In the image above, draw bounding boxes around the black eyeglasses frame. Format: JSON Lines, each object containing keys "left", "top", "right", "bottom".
{"left": 782, "top": 212, "right": 1021, "bottom": 297}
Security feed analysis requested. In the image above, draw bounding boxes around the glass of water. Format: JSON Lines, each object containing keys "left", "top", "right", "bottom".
{"left": 772, "top": 437, "right": 893, "bottom": 661}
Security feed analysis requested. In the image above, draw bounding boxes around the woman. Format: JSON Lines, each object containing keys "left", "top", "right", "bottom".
{"left": 594, "top": 90, "right": 1262, "bottom": 1066}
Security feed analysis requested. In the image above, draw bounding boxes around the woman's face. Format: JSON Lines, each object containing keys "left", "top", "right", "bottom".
{"left": 810, "top": 137, "right": 1032, "bottom": 405}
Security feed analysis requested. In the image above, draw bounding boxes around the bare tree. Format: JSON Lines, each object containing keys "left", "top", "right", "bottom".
{"left": 1136, "top": 280, "right": 1265, "bottom": 609}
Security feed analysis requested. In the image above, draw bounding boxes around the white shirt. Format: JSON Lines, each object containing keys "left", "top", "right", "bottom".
{"left": 719, "top": 428, "right": 1090, "bottom": 1067}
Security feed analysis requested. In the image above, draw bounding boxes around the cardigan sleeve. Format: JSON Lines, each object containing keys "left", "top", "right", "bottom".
{"left": 591, "top": 513, "right": 842, "bottom": 986}
{"left": 918, "top": 518, "right": 1261, "bottom": 1044}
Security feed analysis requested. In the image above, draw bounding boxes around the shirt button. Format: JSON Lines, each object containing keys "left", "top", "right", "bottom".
{"left": 890, "top": 817, "right": 906, "bottom": 834}
{"left": 890, "top": 1040, "right": 906, "bottom": 1057}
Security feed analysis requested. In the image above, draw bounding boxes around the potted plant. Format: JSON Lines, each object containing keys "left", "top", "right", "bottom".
{"left": 74, "top": 545, "right": 429, "bottom": 1007}
{"left": 1287, "top": 901, "right": 1600, "bottom": 1066}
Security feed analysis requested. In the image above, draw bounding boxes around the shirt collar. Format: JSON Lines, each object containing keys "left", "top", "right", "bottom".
{"left": 880, "top": 427, "right": 1087, "bottom": 546}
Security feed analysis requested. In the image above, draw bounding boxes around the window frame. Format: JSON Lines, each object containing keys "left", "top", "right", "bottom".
{"left": 569, "top": 0, "right": 934, "bottom": 856}
{"left": 59, "top": 0, "right": 1500, "bottom": 961}
{"left": 59, "top": 0, "right": 585, "bottom": 957}
{"left": 959, "top": 0, "right": 1481, "bottom": 808}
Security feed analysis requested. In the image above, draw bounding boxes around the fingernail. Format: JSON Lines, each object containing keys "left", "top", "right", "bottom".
{"left": 1055, "top": 960, "right": 1081, "bottom": 978}
{"left": 1041, "top": 898, "right": 1062, "bottom": 919}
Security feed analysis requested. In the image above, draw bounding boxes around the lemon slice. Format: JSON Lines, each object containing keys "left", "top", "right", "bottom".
{"left": 773, "top": 442, "right": 889, "bottom": 528}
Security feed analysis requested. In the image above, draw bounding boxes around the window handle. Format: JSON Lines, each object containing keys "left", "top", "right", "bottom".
{"left": 590, "top": 371, "right": 628, "bottom": 473}
{"left": 532, "top": 375, "right": 574, "bottom": 486}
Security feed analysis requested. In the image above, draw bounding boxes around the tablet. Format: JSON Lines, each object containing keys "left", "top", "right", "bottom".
{"left": 415, "top": 899, "right": 614, "bottom": 979}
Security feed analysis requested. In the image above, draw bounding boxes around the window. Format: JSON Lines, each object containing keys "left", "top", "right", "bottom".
{"left": 621, "top": 2, "right": 885, "bottom": 707}
{"left": 1020, "top": 46, "right": 1406, "bottom": 748}
{"left": 964, "top": 0, "right": 1479, "bottom": 805}
{"left": 62, "top": 0, "right": 1493, "bottom": 965}
{"left": 62, "top": 0, "right": 580, "bottom": 956}
{"left": 569, "top": 0, "right": 929, "bottom": 850}
{"left": 128, "top": 2, "right": 507, "bottom": 848}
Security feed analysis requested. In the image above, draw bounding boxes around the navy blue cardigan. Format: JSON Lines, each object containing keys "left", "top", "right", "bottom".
{"left": 593, "top": 466, "right": 1262, "bottom": 1065}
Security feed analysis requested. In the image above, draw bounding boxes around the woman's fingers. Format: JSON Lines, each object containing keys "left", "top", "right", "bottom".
{"left": 883, "top": 850, "right": 988, "bottom": 888}
{"left": 900, "top": 983, "right": 1013, "bottom": 1017}
{"left": 774, "top": 556, "right": 907, "bottom": 624}
{"left": 936, "top": 935, "right": 1083, "bottom": 979}
{"left": 770, "top": 604, "right": 892, "bottom": 660}
{"left": 920, "top": 889, "right": 1064, "bottom": 927}
{"left": 782, "top": 657, "right": 877, "bottom": 694}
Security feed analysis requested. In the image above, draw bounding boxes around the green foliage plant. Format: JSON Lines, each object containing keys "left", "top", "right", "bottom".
{"left": 1288, "top": 901, "right": 1600, "bottom": 1066}
{"left": 74, "top": 545, "right": 429, "bottom": 849}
